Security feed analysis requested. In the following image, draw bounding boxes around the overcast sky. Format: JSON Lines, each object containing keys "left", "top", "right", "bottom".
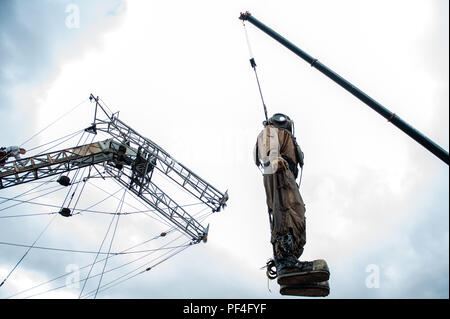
{"left": 0, "top": 0, "right": 448, "bottom": 299}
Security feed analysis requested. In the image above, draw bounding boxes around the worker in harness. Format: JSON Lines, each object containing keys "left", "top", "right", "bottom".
{"left": 254, "top": 113, "right": 330, "bottom": 297}
{"left": 0, "top": 146, "right": 26, "bottom": 167}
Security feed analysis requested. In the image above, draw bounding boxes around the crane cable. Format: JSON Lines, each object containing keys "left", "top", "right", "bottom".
{"left": 19, "top": 98, "right": 88, "bottom": 149}
{"left": 78, "top": 189, "right": 126, "bottom": 299}
{"left": 242, "top": 21, "right": 269, "bottom": 122}
{"left": 0, "top": 215, "right": 57, "bottom": 288}
{"left": 9, "top": 206, "right": 211, "bottom": 299}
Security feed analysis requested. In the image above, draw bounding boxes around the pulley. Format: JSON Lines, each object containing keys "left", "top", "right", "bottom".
{"left": 57, "top": 176, "right": 71, "bottom": 187}
{"left": 59, "top": 207, "right": 72, "bottom": 217}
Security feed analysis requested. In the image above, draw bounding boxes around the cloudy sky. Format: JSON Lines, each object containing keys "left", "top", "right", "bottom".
{"left": 0, "top": 0, "right": 448, "bottom": 299}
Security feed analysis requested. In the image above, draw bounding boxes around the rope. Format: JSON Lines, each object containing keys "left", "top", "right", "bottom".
{"left": 21, "top": 234, "right": 189, "bottom": 299}
{"left": 93, "top": 190, "right": 125, "bottom": 299}
{"left": 64, "top": 134, "right": 96, "bottom": 211}
{"left": 0, "top": 176, "right": 60, "bottom": 206}
{"left": 25, "top": 129, "right": 84, "bottom": 153}
{"left": 262, "top": 258, "right": 277, "bottom": 280}
{"left": 0, "top": 181, "right": 66, "bottom": 214}
{"left": 242, "top": 21, "right": 269, "bottom": 122}
{"left": 0, "top": 241, "right": 190, "bottom": 255}
{"left": 0, "top": 214, "right": 57, "bottom": 288}
{"left": 298, "top": 166, "right": 304, "bottom": 189}
{"left": 260, "top": 258, "right": 277, "bottom": 293}
{"left": 78, "top": 210, "right": 117, "bottom": 298}
{"left": 81, "top": 241, "right": 192, "bottom": 299}
{"left": 6, "top": 203, "right": 211, "bottom": 298}
{"left": 60, "top": 131, "right": 89, "bottom": 209}
{"left": 6, "top": 232, "right": 174, "bottom": 299}
{"left": 19, "top": 98, "right": 88, "bottom": 149}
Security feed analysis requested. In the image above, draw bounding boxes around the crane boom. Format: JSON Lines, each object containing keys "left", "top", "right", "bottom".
{"left": 239, "top": 11, "right": 449, "bottom": 165}
{"left": 0, "top": 140, "right": 115, "bottom": 189}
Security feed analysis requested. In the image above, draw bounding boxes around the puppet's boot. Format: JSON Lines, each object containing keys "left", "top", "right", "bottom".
{"left": 280, "top": 281, "right": 330, "bottom": 297}
{"left": 273, "top": 234, "right": 330, "bottom": 286}
{"left": 275, "top": 257, "right": 330, "bottom": 286}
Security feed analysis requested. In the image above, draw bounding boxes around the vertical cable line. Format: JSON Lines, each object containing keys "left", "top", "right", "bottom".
{"left": 93, "top": 190, "right": 125, "bottom": 299}
{"left": 19, "top": 98, "right": 88, "bottom": 149}
{"left": 12, "top": 231, "right": 179, "bottom": 299}
{"left": 7, "top": 205, "right": 210, "bottom": 298}
{"left": 0, "top": 214, "right": 57, "bottom": 288}
{"left": 0, "top": 178, "right": 65, "bottom": 214}
{"left": 242, "top": 21, "right": 269, "bottom": 122}
{"left": 0, "top": 176, "right": 59, "bottom": 207}
{"left": 60, "top": 131, "right": 89, "bottom": 209}
{"left": 25, "top": 129, "right": 85, "bottom": 154}
{"left": 78, "top": 189, "right": 126, "bottom": 298}
{"left": 81, "top": 208, "right": 213, "bottom": 298}
{"left": 66, "top": 134, "right": 97, "bottom": 211}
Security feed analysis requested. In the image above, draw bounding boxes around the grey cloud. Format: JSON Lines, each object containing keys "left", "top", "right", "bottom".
{"left": 0, "top": 0, "right": 126, "bottom": 141}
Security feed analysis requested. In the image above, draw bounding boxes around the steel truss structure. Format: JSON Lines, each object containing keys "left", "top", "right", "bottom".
{"left": 0, "top": 94, "right": 228, "bottom": 243}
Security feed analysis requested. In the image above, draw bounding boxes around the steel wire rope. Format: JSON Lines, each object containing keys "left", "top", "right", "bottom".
{"left": 81, "top": 239, "right": 192, "bottom": 299}
{"left": 64, "top": 133, "right": 97, "bottom": 212}
{"left": 5, "top": 231, "right": 174, "bottom": 299}
{"left": 0, "top": 175, "right": 89, "bottom": 208}
{"left": 19, "top": 98, "right": 88, "bottom": 149}
{"left": 93, "top": 189, "right": 125, "bottom": 299}
{"left": 0, "top": 128, "right": 87, "bottom": 205}
{"left": 242, "top": 20, "right": 269, "bottom": 122}
{"left": 0, "top": 202, "right": 204, "bottom": 218}
{"left": 108, "top": 177, "right": 177, "bottom": 229}
{"left": 86, "top": 178, "right": 175, "bottom": 230}
{"left": 24, "top": 129, "right": 85, "bottom": 154}
{"left": 34, "top": 130, "right": 85, "bottom": 158}
{"left": 0, "top": 136, "right": 91, "bottom": 216}
{"left": 14, "top": 205, "right": 211, "bottom": 298}
{"left": 0, "top": 212, "right": 58, "bottom": 219}
{"left": 77, "top": 188, "right": 128, "bottom": 299}
{"left": 80, "top": 208, "right": 213, "bottom": 298}
{"left": 0, "top": 175, "right": 61, "bottom": 206}
{"left": 0, "top": 184, "right": 65, "bottom": 206}
{"left": 59, "top": 131, "right": 89, "bottom": 210}
{"left": 0, "top": 241, "right": 193, "bottom": 256}
{"left": 2, "top": 182, "right": 213, "bottom": 300}
{"left": 98, "top": 97, "right": 116, "bottom": 117}
{"left": 21, "top": 232, "right": 188, "bottom": 299}
{"left": 0, "top": 214, "right": 57, "bottom": 288}
{"left": 0, "top": 180, "right": 73, "bottom": 214}
{"left": 8, "top": 208, "right": 212, "bottom": 299}
{"left": 151, "top": 165, "right": 215, "bottom": 215}
{"left": 0, "top": 207, "right": 211, "bottom": 253}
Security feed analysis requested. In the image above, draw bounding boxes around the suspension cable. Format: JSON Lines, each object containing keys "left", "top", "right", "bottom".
{"left": 19, "top": 98, "right": 88, "bottom": 149}
{"left": 242, "top": 21, "right": 269, "bottom": 122}
{"left": 94, "top": 189, "right": 125, "bottom": 299}
{"left": 20, "top": 233, "right": 189, "bottom": 299}
{"left": 78, "top": 189, "right": 126, "bottom": 299}
{"left": 6, "top": 204, "right": 211, "bottom": 299}
{"left": 0, "top": 214, "right": 57, "bottom": 288}
{"left": 25, "top": 129, "right": 85, "bottom": 154}
{"left": 6, "top": 231, "right": 173, "bottom": 298}
{"left": 85, "top": 208, "right": 212, "bottom": 298}
{"left": 81, "top": 241, "right": 192, "bottom": 299}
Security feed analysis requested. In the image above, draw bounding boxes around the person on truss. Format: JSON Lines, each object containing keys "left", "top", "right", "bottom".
{"left": 0, "top": 146, "right": 26, "bottom": 167}
{"left": 254, "top": 113, "right": 330, "bottom": 297}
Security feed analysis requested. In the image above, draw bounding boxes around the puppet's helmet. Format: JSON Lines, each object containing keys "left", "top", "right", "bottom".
{"left": 266, "top": 113, "right": 293, "bottom": 133}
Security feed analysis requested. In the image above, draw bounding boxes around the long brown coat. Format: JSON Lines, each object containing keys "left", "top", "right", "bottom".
{"left": 254, "top": 125, "right": 306, "bottom": 258}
